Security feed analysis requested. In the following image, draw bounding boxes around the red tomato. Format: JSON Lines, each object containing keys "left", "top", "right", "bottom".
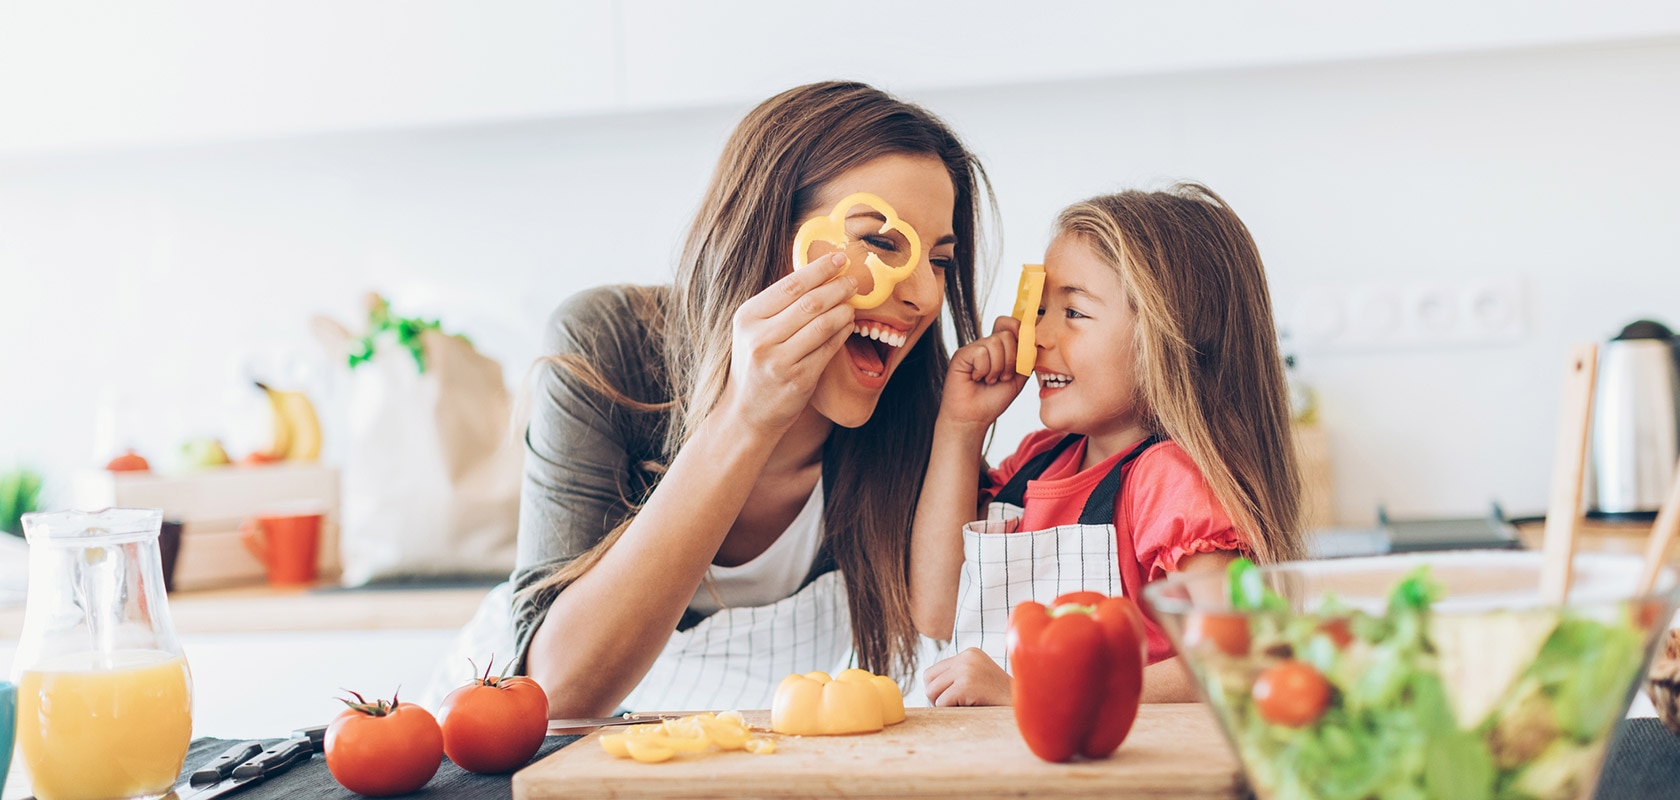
{"left": 438, "top": 674, "right": 551, "bottom": 774}
{"left": 1252, "top": 661, "right": 1331, "bottom": 727}
{"left": 325, "top": 691, "right": 444, "bottom": 796}
{"left": 105, "top": 450, "right": 150, "bottom": 472}
{"left": 1317, "top": 618, "right": 1354, "bottom": 649}
{"left": 1183, "top": 612, "right": 1251, "bottom": 656}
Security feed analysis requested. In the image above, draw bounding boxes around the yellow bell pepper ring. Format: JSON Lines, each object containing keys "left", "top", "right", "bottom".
{"left": 770, "top": 669, "right": 906, "bottom": 735}
{"left": 1011, "top": 264, "right": 1046, "bottom": 376}
{"left": 792, "top": 192, "right": 924, "bottom": 310}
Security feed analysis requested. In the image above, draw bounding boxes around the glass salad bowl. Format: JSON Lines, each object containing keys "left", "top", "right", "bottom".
{"left": 1142, "top": 551, "right": 1678, "bottom": 800}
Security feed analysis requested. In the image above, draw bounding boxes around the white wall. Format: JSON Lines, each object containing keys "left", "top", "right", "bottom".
{"left": 4, "top": 38, "right": 1679, "bottom": 526}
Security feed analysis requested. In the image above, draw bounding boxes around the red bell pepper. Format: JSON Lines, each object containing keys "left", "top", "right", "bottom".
{"left": 1008, "top": 591, "right": 1148, "bottom": 762}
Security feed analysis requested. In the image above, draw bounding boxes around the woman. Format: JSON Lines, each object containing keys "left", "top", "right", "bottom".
{"left": 512, "top": 81, "right": 991, "bottom": 717}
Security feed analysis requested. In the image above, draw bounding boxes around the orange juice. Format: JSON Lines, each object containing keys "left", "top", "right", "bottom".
{"left": 17, "top": 649, "right": 192, "bottom": 800}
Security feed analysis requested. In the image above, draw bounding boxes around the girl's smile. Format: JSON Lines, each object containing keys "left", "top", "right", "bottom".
{"left": 1034, "top": 233, "right": 1148, "bottom": 465}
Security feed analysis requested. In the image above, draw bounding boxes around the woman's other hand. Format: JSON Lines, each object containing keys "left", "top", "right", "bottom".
{"left": 941, "top": 315, "right": 1028, "bottom": 428}
{"left": 722, "top": 252, "right": 858, "bottom": 434}
{"left": 924, "top": 648, "right": 1013, "bottom": 707}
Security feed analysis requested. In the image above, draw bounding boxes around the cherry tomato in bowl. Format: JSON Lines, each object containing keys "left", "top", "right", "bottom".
{"left": 1251, "top": 660, "right": 1331, "bottom": 728}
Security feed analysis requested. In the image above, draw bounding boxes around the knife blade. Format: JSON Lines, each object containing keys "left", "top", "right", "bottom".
{"left": 546, "top": 714, "right": 674, "bottom": 730}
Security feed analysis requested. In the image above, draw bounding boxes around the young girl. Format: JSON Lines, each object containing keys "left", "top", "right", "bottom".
{"left": 909, "top": 183, "right": 1304, "bottom": 706}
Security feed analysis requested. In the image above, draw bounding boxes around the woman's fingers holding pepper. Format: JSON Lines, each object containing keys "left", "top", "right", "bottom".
{"left": 740, "top": 252, "right": 853, "bottom": 323}
{"left": 782, "top": 300, "right": 856, "bottom": 368}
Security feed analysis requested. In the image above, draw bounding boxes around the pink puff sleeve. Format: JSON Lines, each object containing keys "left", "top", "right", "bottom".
{"left": 1124, "top": 443, "right": 1251, "bottom": 583}
{"left": 1121, "top": 443, "right": 1251, "bottom": 664}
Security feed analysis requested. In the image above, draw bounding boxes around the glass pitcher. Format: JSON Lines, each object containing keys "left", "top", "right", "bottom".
{"left": 13, "top": 508, "right": 193, "bottom": 800}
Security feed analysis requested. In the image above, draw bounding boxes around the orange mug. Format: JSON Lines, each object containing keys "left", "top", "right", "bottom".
{"left": 240, "top": 513, "right": 323, "bottom": 587}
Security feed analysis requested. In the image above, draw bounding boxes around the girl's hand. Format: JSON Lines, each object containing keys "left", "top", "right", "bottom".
{"left": 941, "top": 315, "right": 1028, "bottom": 427}
{"left": 721, "top": 252, "right": 858, "bottom": 434}
{"left": 924, "top": 648, "right": 1012, "bottom": 707}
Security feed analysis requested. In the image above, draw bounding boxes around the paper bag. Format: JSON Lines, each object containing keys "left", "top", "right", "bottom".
{"left": 320, "top": 313, "right": 521, "bottom": 585}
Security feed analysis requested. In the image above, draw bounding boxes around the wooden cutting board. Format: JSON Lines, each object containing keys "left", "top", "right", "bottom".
{"left": 514, "top": 704, "right": 1246, "bottom": 799}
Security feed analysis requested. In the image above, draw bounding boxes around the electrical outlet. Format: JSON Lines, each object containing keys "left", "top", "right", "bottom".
{"left": 1286, "top": 277, "right": 1526, "bottom": 352}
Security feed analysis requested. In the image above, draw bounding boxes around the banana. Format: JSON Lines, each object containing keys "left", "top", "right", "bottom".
{"left": 254, "top": 382, "right": 322, "bottom": 462}
{"left": 278, "top": 390, "right": 322, "bottom": 461}
{"left": 253, "top": 381, "right": 293, "bottom": 461}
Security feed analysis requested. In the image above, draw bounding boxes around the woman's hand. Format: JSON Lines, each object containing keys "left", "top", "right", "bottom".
{"left": 722, "top": 252, "right": 858, "bottom": 434}
{"left": 941, "top": 315, "right": 1029, "bottom": 428}
{"left": 924, "top": 648, "right": 1013, "bottom": 707}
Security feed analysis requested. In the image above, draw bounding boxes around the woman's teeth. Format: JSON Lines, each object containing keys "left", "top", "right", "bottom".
{"left": 852, "top": 322, "right": 907, "bottom": 348}
{"left": 1037, "top": 371, "right": 1073, "bottom": 388}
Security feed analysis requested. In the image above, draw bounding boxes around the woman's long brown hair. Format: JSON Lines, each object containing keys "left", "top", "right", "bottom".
{"left": 1056, "top": 184, "right": 1304, "bottom": 564}
{"left": 521, "top": 82, "right": 991, "bottom": 680}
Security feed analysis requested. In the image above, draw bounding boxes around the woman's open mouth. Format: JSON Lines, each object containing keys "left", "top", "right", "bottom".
{"left": 844, "top": 321, "right": 908, "bottom": 384}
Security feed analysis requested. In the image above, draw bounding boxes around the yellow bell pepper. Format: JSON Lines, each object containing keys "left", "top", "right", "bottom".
{"left": 792, "top": 192, "right": 924, "bottom": 310}
{"left": 770, "top": 669, "right": 906, "bottom": 735}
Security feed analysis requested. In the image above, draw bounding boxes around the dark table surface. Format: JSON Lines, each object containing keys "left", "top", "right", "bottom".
{"left": 26, "top": 717, "right": 1680, "bottom": 800}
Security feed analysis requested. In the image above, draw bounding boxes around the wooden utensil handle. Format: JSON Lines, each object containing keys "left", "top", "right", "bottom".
{"left": 1637, "top": 459, "right": 1680, "bottom": 596}
{"left": 1540, "top": 343, "right": 1597, "bottom": 605}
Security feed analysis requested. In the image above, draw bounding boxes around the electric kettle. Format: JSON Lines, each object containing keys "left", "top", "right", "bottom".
{"left": 1585, "top": 319, "right": 1680, "bottom": 519}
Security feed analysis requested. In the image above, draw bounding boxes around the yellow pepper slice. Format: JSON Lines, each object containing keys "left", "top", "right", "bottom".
{"left": 623, "top": 735, "right": 677, "bottom": 763}
{"left": 792, "top": 192, "right": 924, "bottom": 310}
{"left": 598, "top": 712, "right": 763, "bottom": 763}
{"left": 745, "top": 738, "right": 777, "bottom": 755}
{"left": 770, "top": 668, "right": 905, "bottom": 735}
{"left": 1011, "top": 264, "right": 1046, "bottom": 376}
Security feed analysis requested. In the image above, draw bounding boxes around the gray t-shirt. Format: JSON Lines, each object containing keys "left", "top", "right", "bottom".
{"left": 509, "top": 284, "right": 836, "bottom": 672}
{"left": 510, "top": 284, "right": 672, "bottom": 671}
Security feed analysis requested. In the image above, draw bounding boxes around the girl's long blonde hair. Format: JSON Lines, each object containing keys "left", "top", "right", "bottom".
{"left": 1056, "top": 184, "right": 1304, "bottom": 564}
{"left": 524, "top": 82, "right": 991, "bottom": 679}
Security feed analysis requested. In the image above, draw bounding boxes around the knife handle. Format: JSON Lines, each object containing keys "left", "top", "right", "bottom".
{"left": 230, "top": 737, "right": 314, "bottom": 780}
{"left": 190, "top": 741, "right": 265, "bottom": 787}
{"left": 291, "top": 724, "right": 328, "bottom": 753}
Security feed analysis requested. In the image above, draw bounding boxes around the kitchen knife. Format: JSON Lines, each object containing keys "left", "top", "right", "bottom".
{"left": 547, "top": 714, "right": 674, "bottom": 730}
{"left": 176, "top": 737, "right": 313, "bottom": 800}
{"left": 168, "top": 740, "right": 263, "bottom": 796}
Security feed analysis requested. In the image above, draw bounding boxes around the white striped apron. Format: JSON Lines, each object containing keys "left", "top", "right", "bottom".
{"left": 936, "top": 435, "right": 1159, "bottom": 673}
{"left": 620, "top": 569, "right": 853, "bottom": 712}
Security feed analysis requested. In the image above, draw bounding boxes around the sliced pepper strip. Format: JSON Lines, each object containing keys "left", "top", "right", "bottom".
{"left": 1011, "top": 264, "right": 1045, "bottom": 376}
{"left": 792, "top": 192, "right": 923, "bottom": 310}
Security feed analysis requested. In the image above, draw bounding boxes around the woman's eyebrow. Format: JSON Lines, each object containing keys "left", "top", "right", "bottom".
{"left": 1058, "top": 285, "right": 1101, "bottom": 301}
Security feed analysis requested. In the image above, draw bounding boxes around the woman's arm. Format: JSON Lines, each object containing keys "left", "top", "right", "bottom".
{"left": 909, "top": 316, "right": 1026, "bottom": 639}
{"left": 525, "top": 255, "right": 858, "bottom": 717}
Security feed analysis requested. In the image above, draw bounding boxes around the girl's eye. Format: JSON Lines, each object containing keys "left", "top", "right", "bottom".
{"left": 1064, "top": 307, "right": 1088, "bottom": 320}
{"left": 930, "top": 256, "right": 955, "bottom": 271}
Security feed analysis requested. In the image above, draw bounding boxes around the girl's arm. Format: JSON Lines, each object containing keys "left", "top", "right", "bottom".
{"left": 909, "top": 315, "right": 1027, "bottom": 639}
{"left": 1142, "top": 550, "right": 1239, "bottom": 702}
{"left": 909, "top": 417, "right": 989, "bottom": 637}
{"left": 526, "top": 255, "right": 858, "bottom": 717}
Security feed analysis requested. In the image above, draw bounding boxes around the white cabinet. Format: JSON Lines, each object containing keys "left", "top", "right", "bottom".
{"left": 4, "top": 0, "right": 1679, "bottom": 155}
